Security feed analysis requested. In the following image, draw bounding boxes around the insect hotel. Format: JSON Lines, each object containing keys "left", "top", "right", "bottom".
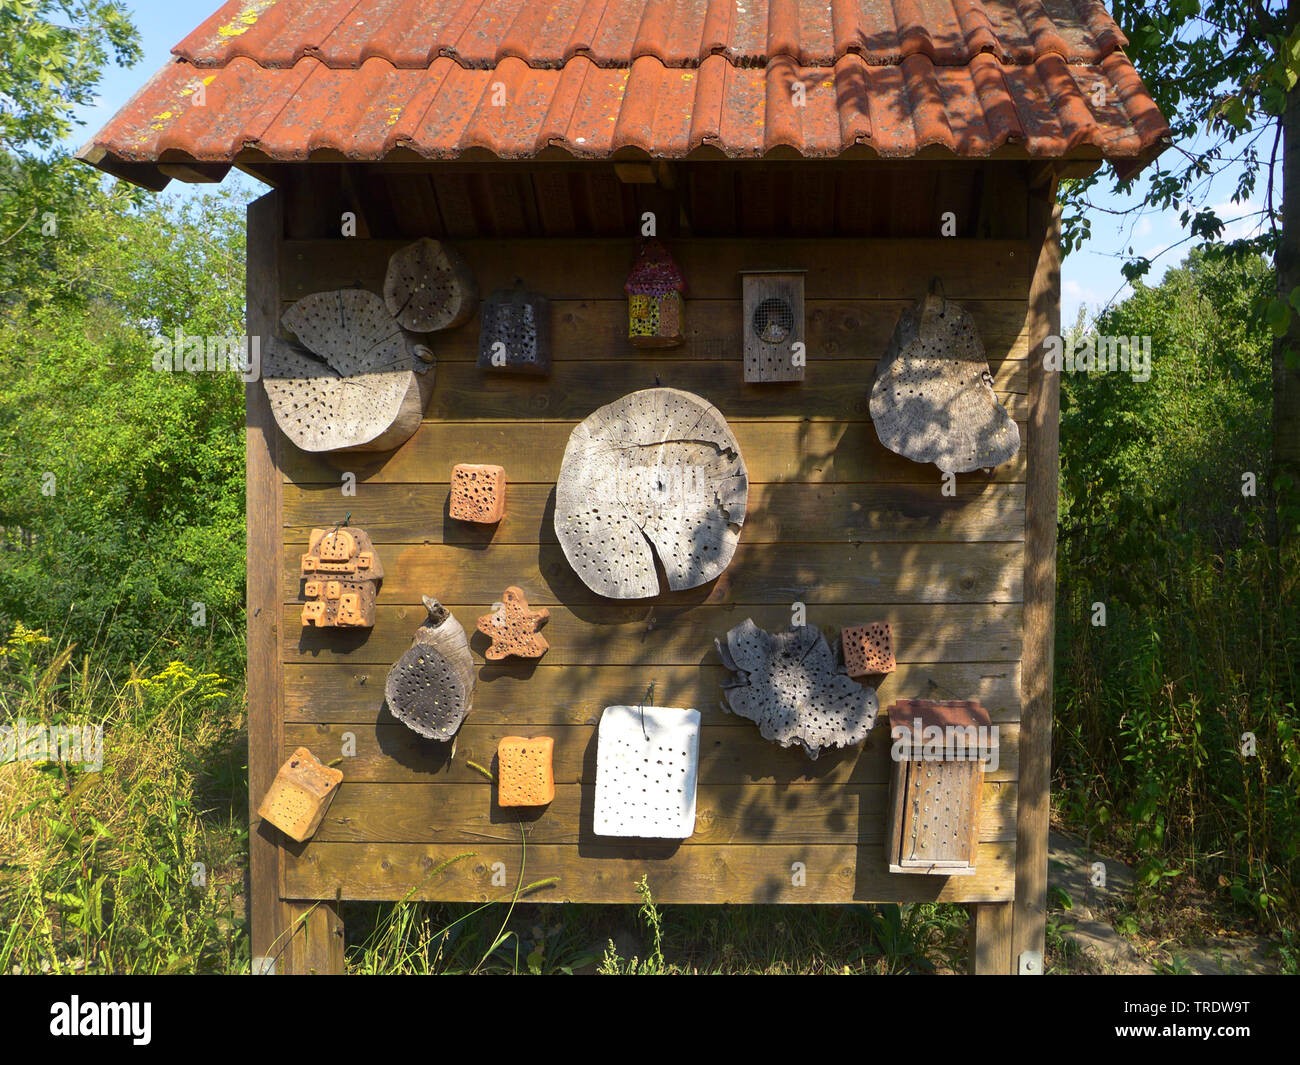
{"left": 80, "top": 0, "right": 1169, "bottom": 974}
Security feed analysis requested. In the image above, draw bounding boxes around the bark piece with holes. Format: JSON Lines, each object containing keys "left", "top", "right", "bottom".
{"left": 257, "top": 747, "right": 343, "bottom": 843}
{"left": 264, "top": 288, "right": 436, "bottom": 453}
{"left": 554, "top": 387, "right": 748, "bottom": 598}
{"left": 384, "top": 597, "right": 476, "bottom": 741}
{"left": 384, "top": 237, "right": 478, "bottom": 332}
{"left": 870, "top": 292, "right": 1021, "bottom": 473}
{"left": 477, "top": 586, "right": 549, "bottom": 660}
{"left": 886, "top": 699, "right": 993, "bottom": 875}
{"left": 717, "top": 618, "right": 879, "bottom": 760}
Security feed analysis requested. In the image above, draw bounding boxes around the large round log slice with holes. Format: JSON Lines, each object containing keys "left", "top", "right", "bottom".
{"left": 716, "top": 619, "right": 878, "bottom": 760}
{"left": 384, "top": 597, "right": 476, "bottom": 742}
{"left": 554, "top": 388, "right": 748, "bottom": 599}
{"left": 869, "top": 292, "right": 1021, "bottom": 473}
{"left": 264, "top": 288, "right": 435, "bottom": 453}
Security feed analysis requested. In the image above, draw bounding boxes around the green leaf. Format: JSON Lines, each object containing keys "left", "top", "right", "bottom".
{"left": 1267, "top": 299, "right": 1293, "bottom": 337}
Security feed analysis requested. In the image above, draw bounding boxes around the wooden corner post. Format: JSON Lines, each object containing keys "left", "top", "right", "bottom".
{"left": 1011, "top": 170, "right": 1063, "bottom": 975}
{"left": 246, "top": 189, "right": 345, "bottom": 974}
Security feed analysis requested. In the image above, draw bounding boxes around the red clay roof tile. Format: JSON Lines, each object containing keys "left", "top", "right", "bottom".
{"left": 82, "top": 0, "right": 1168, "bottom": 185}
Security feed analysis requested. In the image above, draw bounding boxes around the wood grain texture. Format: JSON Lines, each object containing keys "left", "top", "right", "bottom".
{"left": 415, "top": 358, "right": 1026, "bottom": 422}
{"left": 282, "top": 722, "right": 1019, "bottom": 785}
{"left": 312, "top": 780, "right": 1016, "bottom": 844}
{"left": 1013, "top": 182, "right": 1062, "bottom": 972}
{"left": 281, "top": 239, "right": 1033, "bottom": 302}
{"left": 283, "top": 660, "right": 1024, "bottom": 724}
{"left": 281, "top": 418, "right": 1029, "bottom": 485}
{"left": 284, "top": 841, "right": 1016, "bottom": 903}
{"left": 280, "top": 541, "right": 1026, "bottom": 608}
{"left": 282, "top": 298, "right": 1031, "bottom": 362}
{"left": 970, "top": 900, "right": 1014, "bottom": 975}
{"left": 268, "top": 229, "right": 1034, "bottom": 908}
{"left": 246, "top": 191, "right": 305, "bottom": 970}
{"left": 285, "top": 482, "right": 1027, "bottom": 545}
{"left": 280, "top": 602, "right": 1023, "bottom": 665}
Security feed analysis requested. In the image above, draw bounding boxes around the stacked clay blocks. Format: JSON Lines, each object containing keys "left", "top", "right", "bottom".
{"left": 300, "top": 526, "right": 382, "bottom": 627}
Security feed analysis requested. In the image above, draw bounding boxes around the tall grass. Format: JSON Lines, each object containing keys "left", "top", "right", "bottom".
{"left": 0, "top": 626, "right": 248, "bottom": 973}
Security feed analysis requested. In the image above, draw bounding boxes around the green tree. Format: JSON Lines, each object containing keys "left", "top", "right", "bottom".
{"left": 1066, "top": 0, "right": 1300, "bottom": 543}
{"left": 0, "top": 187, "right": 250, "bottom": 670}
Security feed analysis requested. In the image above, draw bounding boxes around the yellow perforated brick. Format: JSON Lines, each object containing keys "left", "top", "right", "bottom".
{"left": 497, "top": 736, "right": 555, "bottom": 807}
{"left": 257, "top": 746, "right": 343, "bottom": 842}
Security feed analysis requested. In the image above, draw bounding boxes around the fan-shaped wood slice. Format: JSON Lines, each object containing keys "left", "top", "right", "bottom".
{"left": 716, "top": 619, "right": 879, "bottom": 760}
{"left": 265, "top": 289, "right": 435, "bottom": 453}
{"left": 383, "top": 238, "right": 478, "bottom": 332}
{"left": 554, "top": 388, "right": 748, "bottom": 598}
{"left": 384, "top": 597, "right": 476, "bottom": 742}
{"left": 869, "top": 292, "right": 1021, "bottom": 473}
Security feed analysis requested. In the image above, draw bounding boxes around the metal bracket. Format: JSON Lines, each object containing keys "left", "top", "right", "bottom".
{"left": 1018, "top": 950, "right": 1043, "bottom": 976}
{"left": 252, "top": 956, "right": 277, "bottom": 975}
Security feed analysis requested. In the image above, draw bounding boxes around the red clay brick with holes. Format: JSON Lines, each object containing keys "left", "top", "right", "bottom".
{"left": 449, "top": 463, "right": 506, "bottom": 523}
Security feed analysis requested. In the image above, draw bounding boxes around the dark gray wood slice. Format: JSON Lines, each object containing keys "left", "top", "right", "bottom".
{"left": 554, "top": 387, "right": 748, "bottom": 598}
{"left": 716, "top": 619, "right": 878, "bottom": 760}
{"left": 384, "top": 597, "right": 476, "bottom": 742}
{"left": 869, "top": 292, "right": 1021, "bottom": 473}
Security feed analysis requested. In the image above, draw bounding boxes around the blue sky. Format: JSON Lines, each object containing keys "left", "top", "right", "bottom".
{"left": 69, "top": 0, "right": 1270, "bottom": 327}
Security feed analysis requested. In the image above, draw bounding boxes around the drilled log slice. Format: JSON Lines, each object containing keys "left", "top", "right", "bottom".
{"left": 264, "top": 288, "right": 434, "bottom": 453}
{"left": 554, "top": 388, "right": 748, "bottom": 598}
{"left": 384, "top": 238, "right": 477, "bottom": 332}
{"left": 869, "top": 292, "right": 1020, "bottom": 473}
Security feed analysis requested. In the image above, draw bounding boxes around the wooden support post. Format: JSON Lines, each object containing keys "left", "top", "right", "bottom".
{"left": 969, "top": 901, "right": 1014, "bottom": 974}
{"left": 246, "top": 189, "right": 316, "bottom": 975}
{"left": 285, "top": 900, "right": 346, "bottom": 975}
{"left": 1013, "top": 172, "right": 1062, "bottom": 975}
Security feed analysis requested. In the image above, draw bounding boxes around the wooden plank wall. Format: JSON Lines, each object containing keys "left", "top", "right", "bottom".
{"left": 271, "top": 234, "right": 1030, "bottom": 905}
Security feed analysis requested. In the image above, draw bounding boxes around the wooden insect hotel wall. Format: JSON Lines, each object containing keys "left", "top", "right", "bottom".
{"left": 81, "top": 0, "right": 1170, "bottom": 975}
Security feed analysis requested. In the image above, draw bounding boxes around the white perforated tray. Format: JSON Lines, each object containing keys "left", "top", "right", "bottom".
{"left": 594, "top": 705, "right": 701, "bottom": 839}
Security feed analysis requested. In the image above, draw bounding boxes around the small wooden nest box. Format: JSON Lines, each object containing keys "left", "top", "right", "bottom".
{"left": 625, "top": 239, "right": 685, "bottom": 347}
{"left": 887, "top": 700, "right": 993, "bottom": 876}
{"left": 497, "top": 736, "right": 556, "bottom": 807}
{"left": 258, "top": 747, "right": 343, "bottom": 843}
{"left": 478, "top": 280, "right": 551, "bottom": 374}
{"left": 741, "top": 271, "right": 805, "bottom": 382}
{"left": 300, "top": 526, "right": 382, "bottom": 628}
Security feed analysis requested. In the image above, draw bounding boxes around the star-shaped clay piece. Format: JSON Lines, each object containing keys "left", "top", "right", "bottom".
{"left": 477, "top": 586, "right": 550, "bottom": 660}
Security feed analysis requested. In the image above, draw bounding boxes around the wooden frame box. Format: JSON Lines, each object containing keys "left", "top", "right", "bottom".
{"left": 887, "top": 700, "right": 993, "bottom": 875}
{"left": 741, "top": 271, "right": 806, "bottom": 382}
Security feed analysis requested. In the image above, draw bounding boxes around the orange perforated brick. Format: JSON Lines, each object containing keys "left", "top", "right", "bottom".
{"left": 449, "top": 463, "right": 506, "bottom": 523}
{"left": 257, "top": 746, "right": 343, "bottom": 842}
{"left": 497, "top": 736, "right": 555, "bottom": 807}
{"left": 842, "top": 622, "right": 896, "bottom": 677}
